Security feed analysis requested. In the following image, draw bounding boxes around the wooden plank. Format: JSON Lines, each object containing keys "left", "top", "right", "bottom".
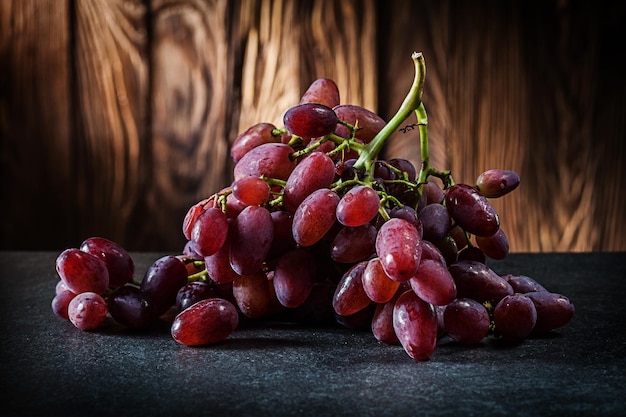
{"left": 150, "top": 0, "right": 232, "bottom": 251}
{"left": 0, "top": 0, "right": 73, "bottom": 250}
{"left": 73, "top": 0, "right": 149, "bottom": 249}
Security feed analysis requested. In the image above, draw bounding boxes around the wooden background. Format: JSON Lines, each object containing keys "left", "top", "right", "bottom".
{"left": 1, "top": 0, "right": 624, "bottom": 253}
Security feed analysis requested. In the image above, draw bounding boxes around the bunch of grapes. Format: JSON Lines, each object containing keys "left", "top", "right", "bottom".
{"left": 51, "top": 53, "right": 574, "bottom": 360}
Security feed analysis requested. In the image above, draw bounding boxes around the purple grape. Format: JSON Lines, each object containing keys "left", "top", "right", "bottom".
{"left": 189, "top": 207, "right": 229, "bottom": 257}
{"left": 330, "top": 224, "right": 377, "bottom": 263}
{"left": 233, "top": 143, "right": 296, "bottom": 181}
{"left": 476, "top": 228, "right": 509, "bottom": 260}
{"left": 419, "top": 203, "right": 451, "bottom": 243}
{"left": 445, "top": 183, "right": 500, "bottom": 237}
{"left": 444, "top": 298, "right": 491, "bottom": 345}
{"left": 51, "top": 290, "right": 77, "bottom": 320}
{"left": 493, "top": 294, "right": 537, "bottom": 342}
{"left": 475, "top": 169, "right": 520, "bottom": 198}
{"left": 230, "top": 122, "right": 280, "bottom": 164}
{"left": 525, "top": 291, "right": 575, "bottom": 334}
{"left": 332, "top": 261, "right": 372, "bottom": 317}
{"left": 140, "top": 256, "right": 189, "bottom": 316}
{"left": 272, "top": 248, "right": 316, "bottom": 308}
{"left": 176, "top": 281, "right": 218, "bottom": 311}
{"left": 448, "top": 260, "right": 514, "bottom": 304}
{"left": 333, "top": 104, "right": 386, "bottom": 143}
{"left": 283, "top": 103, "right": 338, "bottom": 139}
{"left": 292, "top": 188, "right": 340, "bottom": 247}
{"left": 336, "top": 185, "right": 380, "bottom": 227}
{"left": 501, "top": 274, "right": 548, "bottom": 293}
{"left": 409, "top": 259, "right": 457, "bottom": 306}
{"left": 107, "top": 285, "right": 159, "bottom": 329}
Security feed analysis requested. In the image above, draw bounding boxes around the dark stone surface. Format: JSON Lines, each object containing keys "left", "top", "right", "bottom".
{"left": 1, "top": 252, "right": 625, "bottom": 417}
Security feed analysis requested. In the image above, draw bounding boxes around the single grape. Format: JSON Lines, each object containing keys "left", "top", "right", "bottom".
{"left": 493, "top": 294, "right": 537, "bottom": 342}
{"left": 182, "top": 195, "right": 217, "bottom": 240}
{"left": 500, "top": 274, "right": 548, "bottom": 293}
{"left": 189, "top": 207, "right": 229, "bottom": 257}
{"left": 332, "top": 261, "right": 372, "bottom": 316}
{"left": 51, "top": 290, "right": 77, "bottom": 320}
{"left": 388, "top": 158, "right": 417, "bottom": 181}
{"left": 55, "top": 248, "right": 109, "bottom": 295}
{"left": 336, "top": 185, "right": 380, "bottom": 227}
{"left": 232, "top": 271, "right": 282, "bottom": 319}
{"left": 272, "top": 248, "right": 316, "bottom": 308}
{"left": 476, "top": 228, "right": 509, "bottom": 260}
{"left": 230, "top": 122, "right": 280, "bottom": 164}
{"left": 393, "top": 290, "right": 438, "bottom": 360}
{"left": 421, "top": 181, "right": 445, "bottom": 205}
{"left": 232, "top": 176, "right": 271, "bottom": 206}
{"left": 443, "top": 298, "right": 491, "bottom": 345}
{"left": 330, "top": 224, "right": 377, "bottom": 263}
{"left": 68, "top": 292, "right": 108, "bottom": 331}
{"left": 362, "top": 257, "right": 401, "bottom": 303}
{"left": 229, "top": 206, "right": 274, "bottom": 275}
{"left": 140, "top": 255, "right": 189, "bottom": 316}
{"left": 409, "top": 259, "right": 457, "bottom": 306}
{"left": 371, "top": 294, "right": 401, "bottom": 345}
{"left": 419, "top": 203, "right": 451, "bottom": 243}
{"left": 283, "top": 151, "right": 336, "bottom": 213}
{"left": 445, "top": 183, "right": 500, "bottom": 237}
{"left": 107, "top": 285, "right": 159, "bottom": 329}
{"left": 176, "top": 281, "right": 218, "bottom": 311}
{"left": 525, "top": 291, "right": 575, "bottom": 334}
{"left": 375, "top": 218, "right": 422, "bottom": 282}
{"left": 233, "top": 143, "right": 296, "bottom": 181}
{"left": 475, "top": 169, "right": 520, "bottom": 198}
{"left": 283, "top": 103, "right": 338, "bottom": 139}
{"left": 299, "top": 78, "right": 340, "bottom": 108}
{"left": 80, "top": 236, "right": 134, "bottom": 288}
{"left": 292, "top": 188, "right": 340, "bottom": 247}
{"left": 448, "top": 260, "right": 514, "bottom": 304}
{"left": 171, "top": 298, "right": 239, "bottom": 346}
{"left": 332, "top": 104, "right": 386, "bottom": 143}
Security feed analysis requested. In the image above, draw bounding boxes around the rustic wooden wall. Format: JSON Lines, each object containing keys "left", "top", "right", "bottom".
{"left": 1, "top": 0, "right": 624, "bottom": 252}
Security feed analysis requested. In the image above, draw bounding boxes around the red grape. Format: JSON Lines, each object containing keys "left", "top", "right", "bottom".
{"left": 409, "top": 259, "right": 457, "bottom": 306}
{"left": 299, "top": 78, "right": 340, "bottom": 108}
{"left": 336, "top": 185, "right": 380, "bottom": 227}
{"left": 171, "top": 298, "right": 239, "bottom": 346}
{"left": 393, "top": 290, "right": 438, "bottom": 360}
{"left": 292, "top": 188, "right": 340, "bottom": 247}
{"left": 68, "top": 292, "right": 108, "bottom": 331}
{"left": 283, "top": 103, "right": 338, "bottom": 139}
{"left": 229, "top": 206, "right": 273, "bottom": 275}
{"left": 231, "top": 122, "right": 280, "bottom": 164}
{"left": 375, "top": 218, "right": 422, "bottom": 282}
{"left": 56, "top": 248, "right": 109, "bottom": 295}
{"left": 233, "top": 143, "right": 296, "bottom": 181}
{"left": 189, "top": 207, "right": 229, "bottom": 257}
{"left": 283, "top": 151, "right": 336, "bottom": 213}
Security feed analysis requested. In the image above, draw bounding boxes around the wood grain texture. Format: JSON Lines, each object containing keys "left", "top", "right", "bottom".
{"left": 0, "top": 0, "right": 623, "bottom": 252}
{"left": 379, "top": 0, "right": 625, "bottom": 252}
{"left": 73, "top": 0, "right": 149, "bottom": 248}
{"left": 0, "top": 0, "right": 74, "bottom": 249}
{"left": 149, "top": 0, "right": 231, "bottom": 250}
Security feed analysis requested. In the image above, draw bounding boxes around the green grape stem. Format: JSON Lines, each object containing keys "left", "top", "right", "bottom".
{"left": 353, "top": 52, "right": 426, "bottom": 175}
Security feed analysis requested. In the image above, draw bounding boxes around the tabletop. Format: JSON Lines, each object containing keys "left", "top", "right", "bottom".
{"left": 1, "top": 251, "right": 625, "bottom": 417}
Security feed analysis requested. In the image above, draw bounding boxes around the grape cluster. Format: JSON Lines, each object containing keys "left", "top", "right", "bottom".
{"left": 51, "top": 53, "right": 574, "bottom": 360}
